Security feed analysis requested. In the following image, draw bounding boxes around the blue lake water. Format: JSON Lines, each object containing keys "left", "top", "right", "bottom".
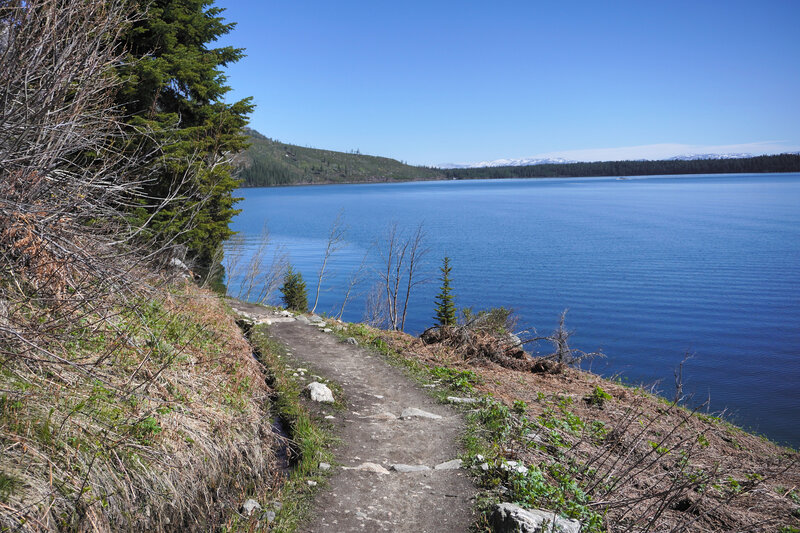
{"left": 230, "top": 173, "right": 800, "bottom": 447}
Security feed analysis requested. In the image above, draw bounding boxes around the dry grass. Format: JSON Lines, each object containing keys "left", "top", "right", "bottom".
{"left": 0, "top": 282, "right": 277, "bottom": 532}
{"left": 378, "top": 327, "right": 800, "bottom": 532}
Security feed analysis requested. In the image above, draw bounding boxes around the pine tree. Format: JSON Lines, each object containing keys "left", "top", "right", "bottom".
{"left": 116, "top": 0, "right": 253, "bottom": 276}
{"left": 280, "top": 267, "right": 308, "bottom": 312}
{"left": 434, "top": 256, "right": 456, "bottom": 327}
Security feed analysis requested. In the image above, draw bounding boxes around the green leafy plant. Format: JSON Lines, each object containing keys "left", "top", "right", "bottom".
{"left": 430, "top": 366, "right": 480, "bottom": 392}
{"left": 584, "top": 386, "right": 612, "bottom": 407}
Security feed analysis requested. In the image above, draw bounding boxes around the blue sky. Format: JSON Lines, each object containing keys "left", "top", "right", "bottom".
{"left": 214, "top": 0, "right": 800, "bottom": 166}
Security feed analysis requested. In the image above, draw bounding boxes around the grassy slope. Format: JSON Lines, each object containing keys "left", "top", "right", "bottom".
{"left": 236, "top": 129, "right": 445, "bottom": 187}
{"left": 0, "top": 282, "right": 279, "bottom": 531}
{"left": 331, "top": 322, "right": 800, "bottom": 533}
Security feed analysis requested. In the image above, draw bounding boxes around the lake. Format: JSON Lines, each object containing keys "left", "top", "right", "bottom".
{"left": 229, "top": 173, "right": 800, "bottom": 447}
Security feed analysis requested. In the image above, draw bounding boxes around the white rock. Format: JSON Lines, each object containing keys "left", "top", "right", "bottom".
{"left": 322, "top": 328, "right": 332, "bottom": 333}
{"left": 306, "top": 382, "right": 335, "bottom": 403}
{"left": 490, "top": 503, "right": 581, "bottom": 533}
{"left": 169, "top": 257, "right": 189, "bottom": 270}
{"left": 241, "top": 499, "right": 261, "bottom": 516}
{"left": 391, "top": 464, "right": 430, "bottom": 473}
{"left": 400, "top": 408, "right": 442, "bottom": 420}
{"left": 434, "top": 459, "right": 463, "bottom": 470}
{"left": 349, "top": 462, "right": 390, "bottom": 475}
{"left": 307, "top": 480, "right": 317, "bottom": 487}
{"left": 319, "top": 462, "right": 331, "bottom": 471}
{"left": 324, "top": 415, "right": 335, "bottom": 419}
{"left": 447, "top": 396, "right": 478, "bottom": 404}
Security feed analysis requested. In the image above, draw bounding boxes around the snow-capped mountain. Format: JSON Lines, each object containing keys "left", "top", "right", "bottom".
{"left": 440, "top": 157, "right": 577, "bottom": 169}
{"left": 442, "top": 151, "right": 776, "bottom": 169}
{"left": 666, "top": 153, "right": 753, "bottom": 161}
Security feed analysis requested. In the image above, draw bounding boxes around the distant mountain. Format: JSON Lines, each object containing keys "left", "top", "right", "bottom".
{"left": 449, "top": 152, "right": 766, "bottom": 169}
{"left": 666, "top": 153, "right": 753, "bottom": 161}
{"left": 236, "top": 129, "right": 444, "bottom": 187}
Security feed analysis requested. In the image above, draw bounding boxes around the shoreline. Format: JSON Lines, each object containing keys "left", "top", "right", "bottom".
{"left": 237, "top": 169, "right": 800, "bottom": 189}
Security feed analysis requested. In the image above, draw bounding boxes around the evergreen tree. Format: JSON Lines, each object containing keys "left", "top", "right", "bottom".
{"left": 280, "top": 267, "right": 308, "bottom": 312}
{"left": 434, "top": 256, "right": 456, "bottom": 326}
{"left": 117, "top": 0, "right": 253, "bottom": 276}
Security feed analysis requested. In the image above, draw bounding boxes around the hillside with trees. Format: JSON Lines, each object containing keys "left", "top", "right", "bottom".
{"left": 236, "top": 129, "right": 445, "bottom": 186}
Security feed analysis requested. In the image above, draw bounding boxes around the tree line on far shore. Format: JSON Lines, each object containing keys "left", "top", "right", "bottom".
{"left": 443, "top": 153, "right": 800, "bottom": 180}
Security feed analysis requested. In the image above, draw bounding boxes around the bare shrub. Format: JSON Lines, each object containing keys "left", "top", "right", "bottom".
{"left": 311, "top": 211, "right": 347, "bottom": 314}
{"left": 0, "top": 2, "right": 275, "bottom": 531}
{"left": 376, "top": 223, "right": 429, "bottom": 331}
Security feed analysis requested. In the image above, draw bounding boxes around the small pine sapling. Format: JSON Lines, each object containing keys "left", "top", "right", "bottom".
{"left": 434, "top": 256, "right": 456, "bottom": 326}
{"left": 280, "top": 266, "right": 308, "bottom": 312}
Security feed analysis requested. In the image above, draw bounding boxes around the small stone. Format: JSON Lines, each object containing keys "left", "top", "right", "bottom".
{"left": 400, "top": 407, "right": 442, "bottom": 420}
{"left": 241, "top": 499, "right": 261, "bottom": 517}
{"left": 434, "top": 459, "right": 463, "bottom": 470}
{"left": 324, "top": 415, "right": 335, "bottom": 419}
{"left": 345, "top": 337, "right": 358, "bottom": 345}
{"left": 307, "top": 480, "right": 317, "bottom": 487}
{"left": 264, "top": 510, "right": 276, "bottom": 523}
{"left": 306, "top": 382, "right": 335, "bottom": 403}
{"left": 297, "top": 368, "right": 308, "bottom": 372}
{"left": 447, "top": 396, "right": 478, "bottom": 404}
{"left": 296, "top": 315, "right": 311, "bottom": 325}
{"left": 323, "top": 328, "right": 332, "bottom": 333}
{"left": 391, "top": 464, "right": 431, "bottom": 473}
{"left": 319, "top": 462, "right": 331, "bottom": 471}
{"left": 349, "top": 462, "right": 390, "bottom": 475}
{"left": 373, "top": 395, "right": 384, "bottom": 399}
{"left": 480, "top": 462, "right": 490, "bottom": 471}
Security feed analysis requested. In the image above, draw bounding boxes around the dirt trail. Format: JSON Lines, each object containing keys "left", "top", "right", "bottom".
{"left": 230, "top": 302, "right": 476, "bottom": 532}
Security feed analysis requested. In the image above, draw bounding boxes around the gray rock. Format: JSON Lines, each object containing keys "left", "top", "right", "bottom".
{"left": 348, "top": 462, "right": 390, "bottom": 474}
{"left": 390, "top": 464, "right": 431, "bottom": 473}
{"left": 308, "top": 314, "right": 325, "bottom": 324}
{"left": 241, "top": 498, "right": 261, "bottom": 517}
{"left": 345, "top": 337, "right": 358, "bottom": 345}
{"left": 296, "top": 315, "right": 311, "bottom": 325}
{"left": 169, "top": 257, "right": 189, "bottom": 271}
{"left": 319, "top": 462, "right": 331, "bottom": 471}
{"left": 490, "top": 503, "right": 581, "bottom": 533}
{"left": 322, "top": 328, "right": 332, "bottom": 333}
{"left": 264, "top": 510, "right": 276, "bottom": 523}
{"left": 434, "top": 459, "right": 463, "bottom": 470}
{"left": 400, "top": 407, "right": 442, "bottom": 420}
{"left": 447, "top": 396, "right": 478, "bottom": 404}
{"left": 306, "top": 382, "right": 335, "bottom": 403}
{"left": 501, "top": 332, "right": 523, "bottom": 349}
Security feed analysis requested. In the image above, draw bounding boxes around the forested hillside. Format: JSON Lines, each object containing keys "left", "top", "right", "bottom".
{"left": 236, "top": 129, "right": 445, "bottom": 186}
{"left": 443, "top": 153, "right": 800, "bottom": 179}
